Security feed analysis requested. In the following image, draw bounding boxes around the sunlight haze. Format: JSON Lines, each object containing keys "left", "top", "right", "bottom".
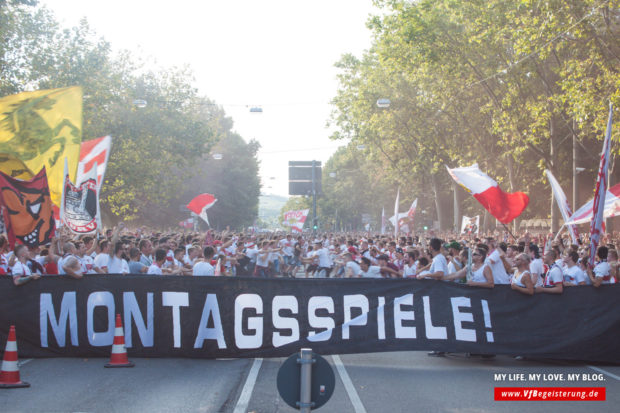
{"left": 41, "top": 0, "right": 378, "bottom": 197}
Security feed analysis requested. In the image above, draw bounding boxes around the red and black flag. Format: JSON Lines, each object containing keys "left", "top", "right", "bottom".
{"left": 0, "top": 168, "right": 56, "bottom": 247}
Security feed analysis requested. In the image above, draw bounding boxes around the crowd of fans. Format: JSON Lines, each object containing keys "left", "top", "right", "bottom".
{"left": 2, "top": 224, "right": 618, "bottom": 292}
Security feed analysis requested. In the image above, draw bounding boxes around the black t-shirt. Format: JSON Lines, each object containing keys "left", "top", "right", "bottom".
{"left": 294, "top": 242, "right": 302, "bottom": 257}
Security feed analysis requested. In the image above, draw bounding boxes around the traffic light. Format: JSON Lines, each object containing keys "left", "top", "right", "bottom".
{"left": 423, "top": 225, "right": 428, "bottom": 231}
{"left": 313, "top": 218, "right": 318, "bottom": 231}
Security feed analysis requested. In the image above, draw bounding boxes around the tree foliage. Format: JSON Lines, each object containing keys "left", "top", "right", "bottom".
{"left": 326, "top": 0, "right": 620, "bottom": 231}
{"left": 0, "top": 3, "right": 261, "bottom": 228}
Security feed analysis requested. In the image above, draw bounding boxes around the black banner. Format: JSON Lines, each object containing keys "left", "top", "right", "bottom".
{"left": 0, "top": 276, "right": 618, "bottom": 363}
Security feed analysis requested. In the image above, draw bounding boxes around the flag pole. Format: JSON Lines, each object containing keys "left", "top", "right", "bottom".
{"left": 501, "top": 223, "right": 517, "bottom": 242}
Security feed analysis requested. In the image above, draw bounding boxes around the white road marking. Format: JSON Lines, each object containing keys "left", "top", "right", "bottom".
{"left": 17, "top": 358, "right": 33, "bottom": 367}
{"left": 587, "top": 365, "right": 620, "bottom": 381}
{"left": 332, "top": 355, "right": 367, "bottom": 413}
{"left": 233, "top": 358, "right": 263, "bottom": 413}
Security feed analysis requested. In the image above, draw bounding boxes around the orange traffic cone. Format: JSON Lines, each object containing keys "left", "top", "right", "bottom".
{"left": 0, "top": 325, "right": 30, "bottom": 388}
{"left": 104, "top": 314, "right": 134, "bottom": 368}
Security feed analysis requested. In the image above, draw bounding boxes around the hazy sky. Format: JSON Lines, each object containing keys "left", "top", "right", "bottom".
{"left": 40, "top": 0, "right": 379, "bottom": 197}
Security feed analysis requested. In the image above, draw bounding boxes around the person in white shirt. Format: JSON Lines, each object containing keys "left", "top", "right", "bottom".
{"left": 268, "top": 240, "right": 282, "bottom": 276}
{"left": 243, "top": 243, "right": 259, "bottom": 276}
{"left": 183, "top": 246, "right": 200, "bottom": 268}
{"left": 147, "top": 249, "right": 166, "bottom": 275}
{"left": 484, "top": 238, "right": 510, "bottom": 285}
{"left": 403, "top": 251, "right": 418, "bottom": 278}
{"left": 139, "top": 239, "right": 153, "bottom": 267}
{"left": 193, "top": 246, "right": 215, "bottom": 276}
{"left": 343, "top": 253, "right": 361, "bottom": 278}
{"left": 59, "top": 242, "right": 84, "bottom": 279}
{"left": 535, "top": 250, "right": 563, "bottom": 294}
{"left": 94, "top": 240, "right": 111, "bottom": 272}
{"left": 108, "top": 242, "right": 129, "bottom": 274}
{"left": 12, "top": 244, "right": 40, "bottom": 286}
{"left": 254, "top": 241, "right": 271, "bottom": 277}
{"left": 417, "top": 238, "right": 447, "bottom": 280}
{"left": 312, "top": 241, "right": 332, "bottom": 278}
{"left": 359, "top": 257, "right": 383, "bottom": 278}
{"left": 442, "top": 247, "right": 494, "bottom": 288}
{"left": 279, "top": 235, "right": 294, "bottom": 276}
{"left": 164, "top": 248, "right": 185, "bottom": 274}
{"left": 587, "top": 246, "right": 615, "bottom": 287}
{"left": 77, "top": 241, "right": 100, "bottom": 274}
{"left": 528, "top": 244, "right": 544, "bottom": 287}
{"left": 57, "top": 241, "right": 77, "bottom": 276}
{"left": 445, "top": 241, "right": 464, "bottom": 275}
{"left": 563, "top": 250, "right": 587, "bottom": 286}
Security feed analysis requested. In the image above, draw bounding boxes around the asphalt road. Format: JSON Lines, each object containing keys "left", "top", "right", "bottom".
{"left": 1, "top": 352, "right": 618, "bottom": 413}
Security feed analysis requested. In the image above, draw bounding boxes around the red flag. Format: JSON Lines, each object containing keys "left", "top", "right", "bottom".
{"left": 447, "top": 164, "right": 529, "bottom": 224}
{"left": 187, "top": 193, "right": 217, "bottom": 226}
{"left": 0, "top": 168, "right": 56, "bottom": 247}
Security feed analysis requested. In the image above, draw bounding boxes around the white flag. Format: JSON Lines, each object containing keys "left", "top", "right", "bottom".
{"left": 60, "top": 158, "right": 101, "bottom": 234}
{"left": 394, "top": 188, "right": 400, "bottom": 237}
{"left": 380, "top": 207, "right": 386, "bottom": 235}
{"left": 545, "top": 169, "right": 579, "bottom": 244}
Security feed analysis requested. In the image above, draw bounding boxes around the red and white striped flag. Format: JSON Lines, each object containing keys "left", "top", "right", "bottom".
{"left": 283, "top": 209, "right": 309, "bottom": 233}
{"left": 545, "top": 169, "right": 579, "bottom": 244}
{"left": 447, "top": 164, "right": 529, "bottom": 224}
{"left": 407, "top": 198, "right": 418, "bottom": 220}
{"left": 565, "top": 183, "right": 620, "bottom": 225}
{"left": 77, "top": 136, "right": 111, "bottom": 189}
{"left": 589, "top": 103, "right": 613, "bottom": 267}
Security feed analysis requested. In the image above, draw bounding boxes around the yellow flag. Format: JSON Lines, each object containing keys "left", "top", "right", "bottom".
{"left": 0, "top": 87, "right": 82, "bottom": 205}
{"left": 0, "top": 154, "right": 33, "bottom": 180}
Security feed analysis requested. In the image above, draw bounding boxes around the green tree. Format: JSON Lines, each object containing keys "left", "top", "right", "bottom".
{"left": 328, "top": 0, "right": 620, "bottom": 232}
{"left": 0, "top": 4, "right": 264, "bottom": 228}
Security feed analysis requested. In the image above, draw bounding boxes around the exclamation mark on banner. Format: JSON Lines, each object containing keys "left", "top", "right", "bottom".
{"left": 377, "top": 297, "right": 385, "bottom": 340}
{"left": 481, "top": 300, "right": 494, "bottom": 342}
